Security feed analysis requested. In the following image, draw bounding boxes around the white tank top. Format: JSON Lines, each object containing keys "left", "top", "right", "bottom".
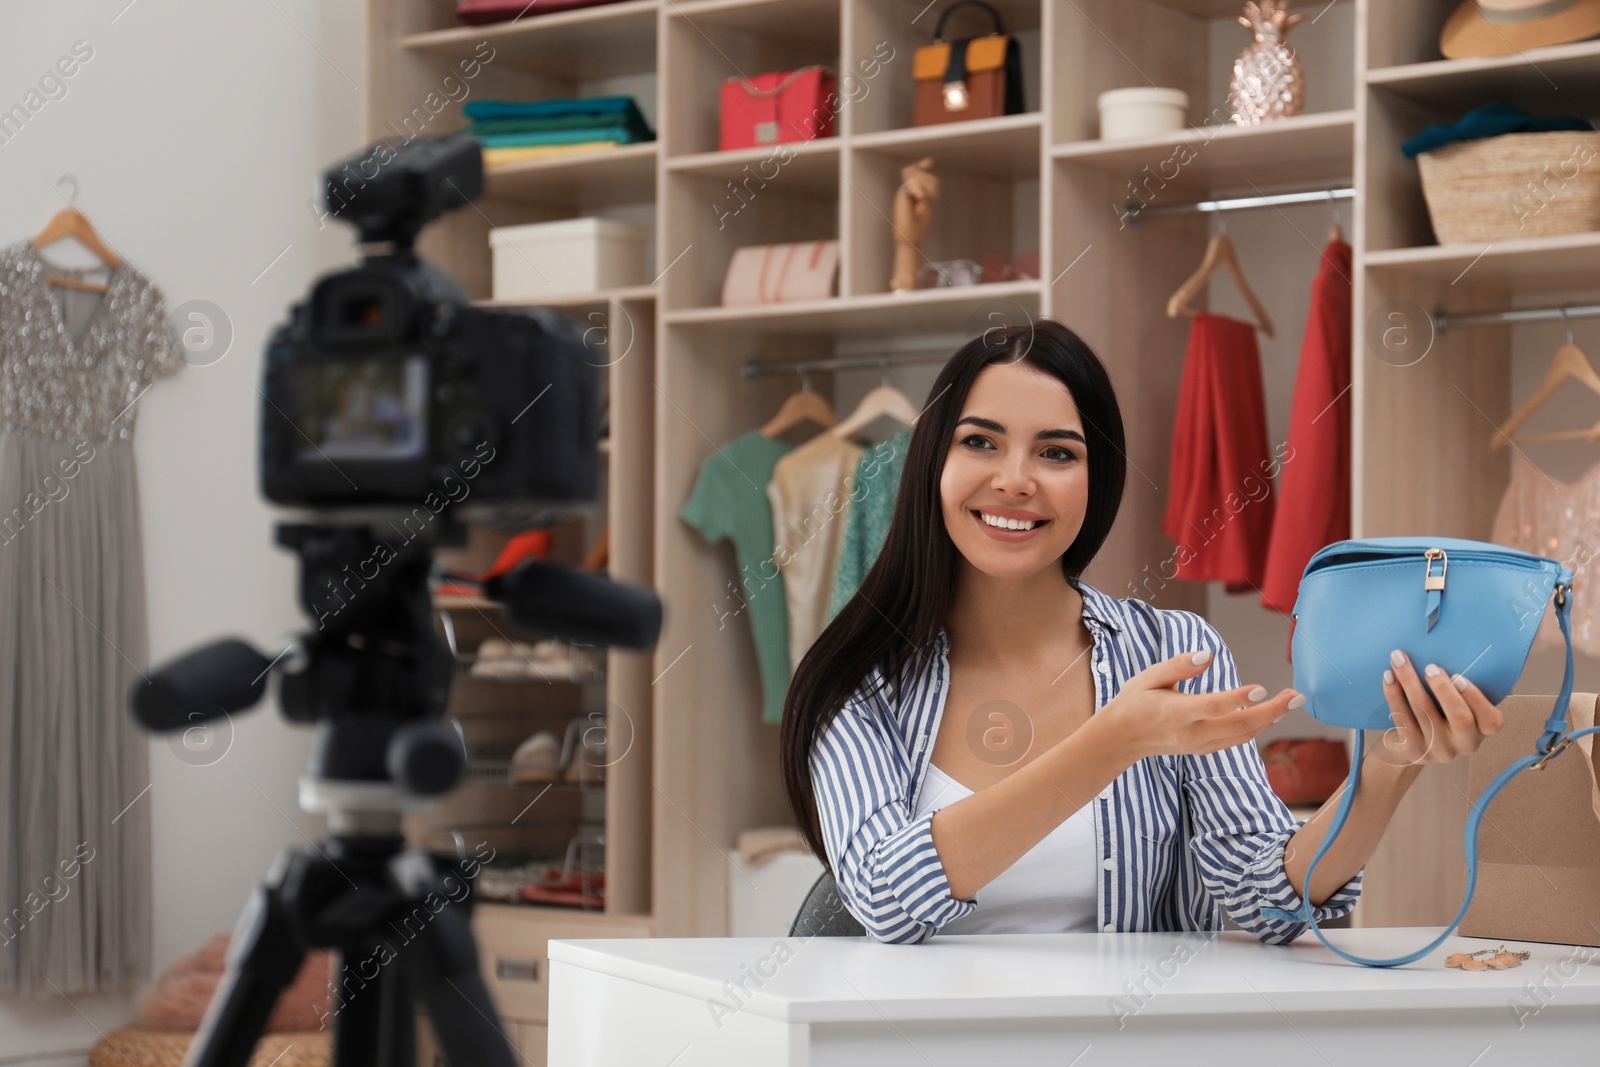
{"left": 913, "top": 762, "right": 1100, "bottom": 934}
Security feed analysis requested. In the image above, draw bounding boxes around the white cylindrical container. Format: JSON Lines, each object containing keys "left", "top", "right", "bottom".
{"left": 1097, "top": 87, "right": 1189, "bottom": 141}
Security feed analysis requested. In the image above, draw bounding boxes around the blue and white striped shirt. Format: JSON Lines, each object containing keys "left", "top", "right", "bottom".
{"left": 809, "top": 580, "right": 1363, "bottom": 945}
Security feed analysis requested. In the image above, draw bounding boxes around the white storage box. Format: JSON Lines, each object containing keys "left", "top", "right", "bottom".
{"left": 489, "top": 217, "right": 649, "bottom": 300}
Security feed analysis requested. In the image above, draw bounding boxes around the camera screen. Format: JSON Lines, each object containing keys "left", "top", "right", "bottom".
{"left": 294, "top": 355, "right": 428, "bottom": 460}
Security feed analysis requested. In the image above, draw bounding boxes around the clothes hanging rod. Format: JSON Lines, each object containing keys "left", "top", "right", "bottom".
{"left": 743, "top": 352, "right": 950, "bottom": 379}
{"left": 1126, "top": 185, "right": 1354, "bottom": 222}
{"left": 1434, "top": 303, "right": 1600, "bottom": 332}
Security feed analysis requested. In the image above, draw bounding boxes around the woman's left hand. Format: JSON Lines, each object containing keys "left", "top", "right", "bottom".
{"left": 1378, "top": 649, "right": 1505, "bottom": 767}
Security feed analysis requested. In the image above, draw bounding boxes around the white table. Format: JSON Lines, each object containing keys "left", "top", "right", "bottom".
{"left": 546, "top": 928, "right": 1600, "bottom": 1065}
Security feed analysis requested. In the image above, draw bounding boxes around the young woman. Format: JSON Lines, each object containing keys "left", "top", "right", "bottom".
{"left": 780, "top": 320, "right": 1506, "bottom": 944}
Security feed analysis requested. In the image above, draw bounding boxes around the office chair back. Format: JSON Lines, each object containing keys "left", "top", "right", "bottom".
{"left": 789, "top": 871, "right": 867, "bottom": 937}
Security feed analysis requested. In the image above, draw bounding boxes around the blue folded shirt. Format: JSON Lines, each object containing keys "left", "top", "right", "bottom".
{"left": 463, "top": 96, "right": 654, "bottom": 140}
{"left": 1402, "top": 103, "right": 1593, "bottom": 158}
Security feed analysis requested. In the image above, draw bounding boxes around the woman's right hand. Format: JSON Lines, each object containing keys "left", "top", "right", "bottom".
{"left": 1095, "top": 650, "right": 1302, "bottom": 762}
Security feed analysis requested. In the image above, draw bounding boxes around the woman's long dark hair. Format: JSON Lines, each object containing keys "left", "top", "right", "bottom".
{"left": 779, "top": 320, "right": 1127, "bottom": 867}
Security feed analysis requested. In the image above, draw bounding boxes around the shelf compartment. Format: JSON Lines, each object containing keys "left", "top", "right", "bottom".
{"left": 1363, "top": 231, "right": 1600, "bottom": 291}
{"left": 848, "top": 121, "right": 1041, "bottom": 298}
{"left": 666, "top": 138, "right": 840, "bottom": 198}
{"left": 848, "top": 0, "right": 1041, "bottom": 137}
{"left": 1052, "top": 109, "right": 1356, "bottom": 201}
{"left": 482, "top": 142, "right": 657, "bottom": 209}
{"left": 1367, "top": 39, "right": 1600, "bottom": 110}
{"left": 663, "top": 0, "right": 842, "bottom": 157}
{"left": 399, "top": 0, "right": 660, "bottom": 80}
{"left": 660, "top": 160, "right": 838, "bottom": 307}
{"left": 664, "top": 280, "right": 1041, "bottom": 336}
{"left": 852, "top": 112, "right": 1042, "bottom": 179}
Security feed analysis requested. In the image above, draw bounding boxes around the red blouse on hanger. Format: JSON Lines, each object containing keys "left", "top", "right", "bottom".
{"left": 1260, "top": 239, "right": 1353, "bottom": 617}
{"left": 1162, "top": 311, "right": 1276, "bottom": 591}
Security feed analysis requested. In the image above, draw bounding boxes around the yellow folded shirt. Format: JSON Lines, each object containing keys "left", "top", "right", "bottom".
{"left": 481, "top": 141, "right": 621, "bottom": 165}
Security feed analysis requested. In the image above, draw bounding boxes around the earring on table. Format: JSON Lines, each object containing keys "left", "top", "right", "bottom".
{"left": 1445, "top": 945, "right": 1531, "bottom": 970}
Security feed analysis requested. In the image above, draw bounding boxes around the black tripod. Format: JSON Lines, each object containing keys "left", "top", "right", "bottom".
{"left": 133, "top": 519, "right": 662, "bottom": 1067}
{"left": 185, "top": 826, "right": 513, "bottom": 1067}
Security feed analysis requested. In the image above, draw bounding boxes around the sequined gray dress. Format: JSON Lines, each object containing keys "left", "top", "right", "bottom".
{"left": 0, "top": 240, "right": 183, "bottom": 994}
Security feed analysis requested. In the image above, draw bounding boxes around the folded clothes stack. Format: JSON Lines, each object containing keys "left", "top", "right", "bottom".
{"left": 463, "top": 96, "right": 655, "bottom": 166}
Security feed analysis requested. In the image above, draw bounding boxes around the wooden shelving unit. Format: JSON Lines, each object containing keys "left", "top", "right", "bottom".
{"left": 368, "top": 2, "right": 1600, "bottom": 1056}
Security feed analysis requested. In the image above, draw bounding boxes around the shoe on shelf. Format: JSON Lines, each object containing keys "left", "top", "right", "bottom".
{"left": 471, "top": 637, "right": 545, "bottom": 679}
{"left": 563, "top": 716, "right": 607, "bottom": 784}
{"left": 511, "top": 730, "right": 565, "bottom": 784}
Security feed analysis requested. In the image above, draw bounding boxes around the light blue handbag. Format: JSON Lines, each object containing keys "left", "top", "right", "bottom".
{"left": 1262, "top": 536, "right": 1600, "bottom": 967}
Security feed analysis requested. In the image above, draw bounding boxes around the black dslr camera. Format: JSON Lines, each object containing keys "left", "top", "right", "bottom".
{"left": 260, "top": 134, "right": 597, "bottom": 513}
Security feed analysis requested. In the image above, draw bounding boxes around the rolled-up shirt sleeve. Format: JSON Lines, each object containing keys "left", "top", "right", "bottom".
{"left": 1176, "top": 616, "right": 1363, "bottom": 945}
{"left": 810, "top": 686, "right": 977, "bottom": 943}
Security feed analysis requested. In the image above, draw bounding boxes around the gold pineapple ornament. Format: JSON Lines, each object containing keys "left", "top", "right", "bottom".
{"left": 1228, "top": 0, "right": 1307, "bottom": 125}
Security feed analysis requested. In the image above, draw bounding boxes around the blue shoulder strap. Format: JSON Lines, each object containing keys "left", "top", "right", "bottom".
{"left": 1261, "top": 586, "right": 1600, "bottom": 966}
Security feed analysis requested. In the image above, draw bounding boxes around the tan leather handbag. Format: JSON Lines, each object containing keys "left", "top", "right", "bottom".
{"left": 912, "top": 1, "right": 1024, "bottom": 127}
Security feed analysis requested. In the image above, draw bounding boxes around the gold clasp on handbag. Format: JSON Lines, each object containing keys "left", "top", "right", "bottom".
{"left": 1424, "top": 547, "right": 1447, "bottom": 592}
{"left": 943, "top": 79, "right": 969, "bottom": 110}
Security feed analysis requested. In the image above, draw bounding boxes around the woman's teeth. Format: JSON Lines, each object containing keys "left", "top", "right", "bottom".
{"left": 979, "top": 512, "right": 1041, "bottom": 531}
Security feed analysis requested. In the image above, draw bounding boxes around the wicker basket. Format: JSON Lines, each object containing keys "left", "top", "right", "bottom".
{"left": 89, "top": 1027, "right": 330, "bottom": 1067}
{"left": 1416, "top": 130, "right": 1600, "bottom": 244}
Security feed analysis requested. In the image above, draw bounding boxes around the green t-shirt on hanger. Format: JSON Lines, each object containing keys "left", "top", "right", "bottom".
{"left": 828, "top": 425, "right": 914, "bottom": 621}
{"left": 680, "top": 430, "right": 795, "bottom": 725}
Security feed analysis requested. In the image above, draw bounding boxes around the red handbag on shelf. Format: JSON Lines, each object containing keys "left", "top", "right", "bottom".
{"left": 456, "top": 0, "right": 628, "bottom": 26}
{"left": 719, "top": 67, "right": 836, "bottom": 151}
{"left": 1261, "top": 738, "right": 1350, "bottom": 806}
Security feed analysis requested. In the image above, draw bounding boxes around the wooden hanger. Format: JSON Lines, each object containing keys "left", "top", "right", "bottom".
{"left": 1326, "top": 190, "right": 1344, "bottom": 244}
{"left": 33, "top": 176, "right": 119, "bottom": 294}
{"left": 831, "top": 383, "right": 920, "bottom": 440}
{"left": 760, "top": 368, "right": 838, "bottom": 438}
{"left": 1165, "top": 215, "right": 1274, "bottom": 338}
{"left": 1491, "top": 316, "right": 1600, "bottom": 451}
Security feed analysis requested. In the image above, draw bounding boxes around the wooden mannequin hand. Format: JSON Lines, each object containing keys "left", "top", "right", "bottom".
{"left": 892, "top": 156, "right": 939, "bottom": 245}
{"left": 890, "top": 156, "right": 938, "bottom": 290}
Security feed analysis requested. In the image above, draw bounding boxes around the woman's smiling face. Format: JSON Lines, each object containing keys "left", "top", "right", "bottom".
{"left": 939, "top": 359, "right": 1090, "bottom": 580}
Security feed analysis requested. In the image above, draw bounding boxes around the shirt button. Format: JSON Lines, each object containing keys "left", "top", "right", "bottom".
{"left": 1098, "top": 785, "right": 1113, "bottom": 800}
{"left": 1096, "top": 661, "right": 1110, "bottom": 674}
{"left": 1102, "top": 857, "right": 1116, "bottom": 871}
{"left": 1103, "top": 922, "right": 1116, "bottom": 933}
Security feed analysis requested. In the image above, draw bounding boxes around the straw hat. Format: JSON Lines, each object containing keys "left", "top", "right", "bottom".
{"left": 1440, "top": 0, "right": 1600, "bottom": 58}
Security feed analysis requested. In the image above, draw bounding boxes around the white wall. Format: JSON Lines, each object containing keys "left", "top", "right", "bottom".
{"left": 0, "top": 0, "right": 361, "bottom": 1058}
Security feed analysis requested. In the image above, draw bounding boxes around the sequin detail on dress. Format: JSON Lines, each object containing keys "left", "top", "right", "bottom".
{"left": 0, "top": 241, "right": 183, "bottom": 445}
{"left": 1491, "top": 451, "right": 1600, "bottom": 657}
